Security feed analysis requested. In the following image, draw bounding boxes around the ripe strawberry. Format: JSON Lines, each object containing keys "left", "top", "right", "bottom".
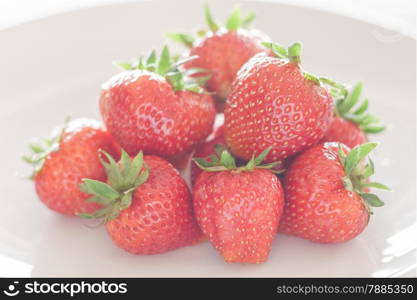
{"left": 24, "top": 119, "right": 120, "bottom": 216}
{"left": 321, "top": 81, "right": 385, "bottom": 148}
{"left": 323, "top": 117, "right": 367, "bottom": 149}
{"left": 80, "top": 150, "right": 202, "bottom": 254}
{"left": 100, "top": 46, "right": 216, "bottom": 158}
{"left": 191, "top": 125, "right": 225, "bottom": 185}
{"left": 224, "top": 42, "right": 334, "bottom": 162}
{"left": 280, "top": 142, "right": 389, "bottom": 243}
{"left": 168, "top": 5, "right": 269, "bottom": 101}
{"left": 193, "top": 148, "right": 284, "bottom": 263}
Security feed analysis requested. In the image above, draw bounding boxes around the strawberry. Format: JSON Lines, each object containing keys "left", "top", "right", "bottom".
{"left": 168, "top": 5, "right": 269, "bottom": 101}
{"left": 321, "top": 81, "right": 385, "bottom": 148}
{"left": 279, "top": 142, "right": 389, "bottom": 243}
{"left": 193, "top": 148, "right": 284, "bottom": 263}
{"left": 224, "top": 42, "right": 334, "bottom": 162}
{"left": 80, "top": 150, "right": 202, "bottom": 254}
{"left": 191, "top": 125, "right": 225, "bottom": 185}
{"left": 100, "top": 46, "right": 216, "bottom": 158}
{"left": 24, "top": 119, "right": 120, "bottom": 216}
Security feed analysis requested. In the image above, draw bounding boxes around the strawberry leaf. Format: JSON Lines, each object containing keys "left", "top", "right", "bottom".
{"left": 361, "top": 182, "right": 391, "bottom": 191}
{"left": 338, "top": 82, "right": 363, "bottom": 114}
{"left": 344, "top": 142, "right": 377, "bottom": 175}
{"left": 80, "top": 179, "right": 120, "bottom": 201}
{"left": 166, "top": 32, "right": 195, "bottom": 48}
{"left": 253, "top": 146, "right": 272, "bottom": 165}
{"left": 288, "top": 42, "right": 302, "bottom": 64}
{"left": 204, "top": 4, "right": 219, "bottom": 32}
{"left": 157, "top": 46, "right": 171, "bottom": 75}
{"left": 23, "top": 118, "right": 69, "bottom": 178}
{"left": 262, "top": 42, "right": 288, "bottom": 59}
{"left": 79, "top": 150, "right": 150, "bottom": 223}
{"left": 242, "top": 11, "right": 256, "bottom": 27}
{"left": 220, "top": 150, "right": 237, "bottom": 169}
{"left": 353, "top": 98, "right": 369, "bottom": 115}
{"left": 226, "top": 6, "right": 242, "bottom": 31}
{"left": 363, "top": 125, "right": 386, "bottom": 134}
{"left": 194, "top": 146, "right": 282, "bottom": 173}
{"left": 360, "top": 192, "right": 385, "bottom": 207}
{"left": 362, "top": 158, "right": 375, "bottom": 178}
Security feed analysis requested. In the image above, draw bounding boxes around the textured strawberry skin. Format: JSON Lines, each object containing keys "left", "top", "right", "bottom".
{"left": 322, "top": 116, "right": 367, "bottom": 148}
{"left": 100, "top": 70, "right": 216, "bottom": 158}
{"left": 193, "top": 169, "right": 284, "bottom": 263}
{"left": 185, "top": 29, "right": 269, "bottom": 100}
{"left": 106, "top": 155, "right": 202, "bottom": 254}
{"left": 224, "top": 54, "right": 334, "bottom": 162}
{"left": 34, "top": 119, "right": 120, "bottom": 216}
{"left": 191, "top": 125, "right": 225, "bottom": 185}
{"left": 279, "top": 142, "right": 369, "bottom": 243}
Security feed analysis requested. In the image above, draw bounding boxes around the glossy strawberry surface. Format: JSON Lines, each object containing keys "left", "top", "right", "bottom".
{"left": 185, "top": 29, "right": 269, "bottom": 100}
{"left": 34, "top": 119, "right": 120, "bottom": 216}
{"left": 100, "top": 70, "right": 216, "bottom": 158}
{"left": 322, "top": 116, "right": 367, "bottom": 148}
{"left": 193, "top": 169, "right": 284, "bottom": 263}
{"left": 106, "top": 155, "right": 202, "bottom": 254}
{"left": 224, "top": 53, "right": 334, "bottom": 162}
{"left": 279, "top": 143, "right": 369, "bottom": 243}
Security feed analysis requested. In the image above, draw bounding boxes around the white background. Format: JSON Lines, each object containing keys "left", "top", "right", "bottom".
{"left": 0, "top": 0, "right": 416, "bottom": 37}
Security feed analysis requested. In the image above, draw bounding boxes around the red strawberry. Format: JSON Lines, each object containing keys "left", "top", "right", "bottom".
{"left": 191, "top": 125, "right": 225, "bottom": 185}
{"left": 24, "top": 119, "right": 120, "bottom": 216}
{"left": 323, "top": 117, "right": 367, "bottom": 148}
{"left": 100, "top": 46, "right": 216, "bottom": 158}
{"left": 80, "top": 150, "right": 202, "bottom": 254}
{"left": 321, "top": 81, "right": 385, "bottom": 148}
{"left": 224, "top": 42, "right": 334, "bottom": 162}
{"left": 280, "top": 142, "right": 389, "bottom": 243}
{"left": 193, "top": 148, "right": 284, "bottom": 263}
{"left": 168, "top": 6, "right": 269, "bottom": 101}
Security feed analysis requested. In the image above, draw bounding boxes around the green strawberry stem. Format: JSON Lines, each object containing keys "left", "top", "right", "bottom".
{"left": 193, "top": 146, "right": 284, "bottom": 173}
{"left": 262, "top": 41, "right": 303, "bottom": 64}
{"left": 167, "top": 5, "right": 256, "bottom": 48}
{"left": 23, "top": 117, "right": 70, "bottom": 178}
{"left": 78, "top": 150, "right": 149, "bottom": 222}
{"left": 337, "top": 142, "right": 390, "bottom": 215}
{"left": 114, "top": 45, "right": 210, "bottom": 93}
{"left": 287, "top": 42, "right": 302, "bottom": 64}
{"left": 332, "top": 82, "right": 385, "bottom": 134}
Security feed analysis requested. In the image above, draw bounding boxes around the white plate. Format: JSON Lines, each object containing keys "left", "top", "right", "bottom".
{"left": 0, "top": 0, "right": 415, "bottom": 277}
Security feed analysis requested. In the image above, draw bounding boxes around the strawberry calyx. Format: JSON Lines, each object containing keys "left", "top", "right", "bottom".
{"left": 322, "top": 80, "right": 385, "bottom": 134}
{"left": 23, "top": 118, "right": 68, "bottom": 178}
{"left": 337, "top": 142, "right": 390, "bottom": 215}
{"left": 263, "top": 41, "right": 325, "bottom": 85}
{"left": 167, "top": 5, "right": 256, "bottom": 48}
{"left": 262, "top": 42, "right": 302, "bottom": 64}
{"left": 193, "top": 146, "right": 284, "bottom": 173}
{"left": 114, "top": 45, "right": 209, "bottom": 93}
{"left": 78, "top": 150, "right": 149, "bottom": 222}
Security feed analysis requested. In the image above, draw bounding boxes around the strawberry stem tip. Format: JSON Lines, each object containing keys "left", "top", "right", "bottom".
{"left": 206, "top": 4, "right": 256, "bottom": 32}
{"left": 167, "top": 5, "right": 256, "bottom": 48}
{"left": 23, "top": 117, "right": 70, "bottom": 178}
{"left": 193, "top": 146, "right": 284, "bottom": 173}
{"left": 114, "top": 46, "right": 210, "bottom": 93}
{"left": 78, "top": 150, "right": 149, "bottom": 222}
{"left": 262, "top": 41, "right": 303, "bottom": 64}
{"left": 337, "top": 142, "right": 390, "bottom": 215}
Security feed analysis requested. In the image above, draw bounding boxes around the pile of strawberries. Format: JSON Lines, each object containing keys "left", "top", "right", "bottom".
{"left": 25, "top": 6, "right": 389, "bottom": 264}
